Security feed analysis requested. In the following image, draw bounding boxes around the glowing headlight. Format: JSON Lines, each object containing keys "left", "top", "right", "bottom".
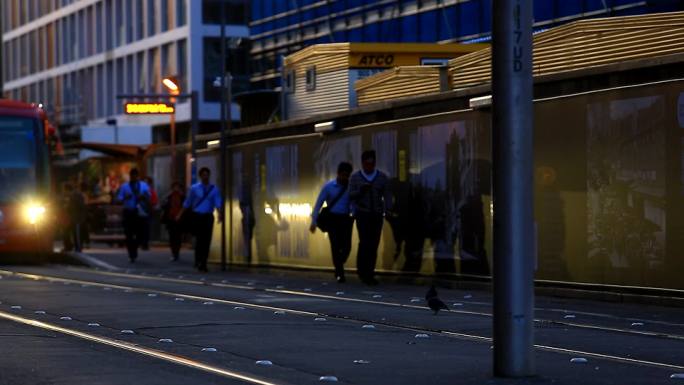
{"left": 25, "top": 204, "right": 47, "bottom": 225}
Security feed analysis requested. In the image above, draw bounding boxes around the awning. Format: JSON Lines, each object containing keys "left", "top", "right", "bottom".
{"left": 69, "top": 142, "right": 155, "bottom": 158}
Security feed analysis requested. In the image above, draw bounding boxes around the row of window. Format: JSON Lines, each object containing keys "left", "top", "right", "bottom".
{"left": 2, "top": 0, "right": 249, "bottom": 34}
{"left": 1, "top": 0, "right": 77, "bottom": 32}
{"left": 251, "top": 0, "right": 654, "bottom": 34}
{"left": 3, "top": 0, "right": 187, "bottom": 84}
{"left": 4, "top": 39, "right": 188, "bottom": 123}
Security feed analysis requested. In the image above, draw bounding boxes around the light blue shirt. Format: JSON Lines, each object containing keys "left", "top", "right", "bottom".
{"left": 117, "top": 181, "right": 150, "bottom": 210}
{"left": 312, "top": 179, "right": 351, "bottom": 224}
{"left": 183, "top": 183, "right": 222, "bottom": 214}
{"left": 361, "top": 169, "right": 378, "bottom": 182}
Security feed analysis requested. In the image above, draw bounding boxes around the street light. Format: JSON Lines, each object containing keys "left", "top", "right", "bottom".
{"left": 162, "top": 77, "right": 181, "bottom": 95}
{"left": 163, "top": 76, "right": 180, "bottom": 182}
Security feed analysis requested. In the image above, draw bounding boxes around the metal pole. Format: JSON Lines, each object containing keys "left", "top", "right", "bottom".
{"left": 227, "top": 75, "right": 233, "bottom": 268}
{"left": 0, "top": 5, "right": 4, "bottom": 96}
{"left": 170, "top": 97, "right": 177, "bottom": 182}
{"left": 190, "top": 90, "right": 199, "bottom": 184}
{"left": 492, "top": 0, "right": 535, "bottom": 378}
{"left": 219, "top": 0, "right": 227, "bottom": 271}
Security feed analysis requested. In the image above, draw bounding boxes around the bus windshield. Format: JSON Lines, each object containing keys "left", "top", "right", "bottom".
{"left": 0, "top": 116, "right": 38, "bottom": 202}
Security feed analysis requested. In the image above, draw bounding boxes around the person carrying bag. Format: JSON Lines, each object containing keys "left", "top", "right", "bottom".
{"left": 116, "top": 168, "right": 151, "bottom": 263}
{"left": 176, "top": 167, "right": 222, "bottom": 272}
{"left": 310, "top": 162, "right": 354, "bottom": 283}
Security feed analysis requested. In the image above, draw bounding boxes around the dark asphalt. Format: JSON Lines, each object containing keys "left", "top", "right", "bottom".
{"left": 0, "top": 245, "right": 681, "bottom": 384}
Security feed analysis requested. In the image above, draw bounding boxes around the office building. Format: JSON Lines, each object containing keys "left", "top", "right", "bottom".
{"left": 1, "top": 0, "right": 250, "bottom": 157}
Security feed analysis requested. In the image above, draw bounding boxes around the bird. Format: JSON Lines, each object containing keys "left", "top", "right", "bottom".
{"left": 425, "top": 285, "right": 449, "bottom": 315}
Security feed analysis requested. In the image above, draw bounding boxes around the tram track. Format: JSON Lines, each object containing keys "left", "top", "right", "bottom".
{"left": 0, "top": 267, "right": 682, "bottom": 373}
{"left": 57, "top": 267, "right": 684, "bottom": 341}
{"left": 0, "top": 309, "right": 284, "bottom": 385}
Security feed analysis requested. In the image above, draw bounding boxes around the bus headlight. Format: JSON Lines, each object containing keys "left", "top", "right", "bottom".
{"left": 25, "top": 204, "right": 47, "bottom": 225}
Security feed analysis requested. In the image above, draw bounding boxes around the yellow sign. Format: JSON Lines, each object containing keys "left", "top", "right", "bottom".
{"left": 350, "top": 53, "right": 454, "bottom": 68}
{"left": 356, "top": 54, "right": 396, "bottom": 67}
{"left": 124, "top": 102, "right": 175, "bottom": 114}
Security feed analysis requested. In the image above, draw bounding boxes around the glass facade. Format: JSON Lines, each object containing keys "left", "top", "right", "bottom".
{"left": 202, "top": 0, "right": 249, "bottom": 25}
{"left": 203, "top": 37, "right": 251, "bottom": 102}
{"left": 145, "top": 78, "right": 684, "bottom": 290}
{"left": 249, "top": 0, "right": 684, "bottom": 89}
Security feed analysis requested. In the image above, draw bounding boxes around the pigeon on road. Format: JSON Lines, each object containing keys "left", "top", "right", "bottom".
{"left": 425, "top": 285, "right": 449, "bottom": 315}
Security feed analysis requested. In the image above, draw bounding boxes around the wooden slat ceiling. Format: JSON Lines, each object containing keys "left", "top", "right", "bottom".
{"left": 449, "top": 11, "right": 684, "bottom": 90}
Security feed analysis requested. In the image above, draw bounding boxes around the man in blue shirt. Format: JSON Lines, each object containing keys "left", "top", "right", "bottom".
{"left": 310, "top": 162, "right": 354, "bottom": 283}
{"left": 177, "top": 167, "right": 222, "bottom": 272}
{"left": 116, "top": 168, "right": 151, "bottom": 262}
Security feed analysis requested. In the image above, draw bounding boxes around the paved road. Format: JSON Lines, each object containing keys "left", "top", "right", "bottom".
{"left": 0, "top": 246, "right": 682, "bottom": 384}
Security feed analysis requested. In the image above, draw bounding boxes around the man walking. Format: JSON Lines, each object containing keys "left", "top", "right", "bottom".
{"left": 349, "top": 150, "right": 391, "bottom": 285}
{"left": 117, "top": 168, "right": 151, "bottom": 263}
{"left": 310, "top": 162, "right": 354, "bottom": 283}
{"left": 177, "top": 167, "right": 222, "bottom": 272}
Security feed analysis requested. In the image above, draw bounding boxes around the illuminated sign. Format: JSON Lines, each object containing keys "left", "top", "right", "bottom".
{"left": 124, "top": 102, "right": 175, "bottom": 114}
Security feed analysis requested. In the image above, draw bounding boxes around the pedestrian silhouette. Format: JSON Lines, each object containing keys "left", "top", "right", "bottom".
{"left": 116, "top": 168, "right": 151, "bottom": 263}
{"left": 310, "top": 162, "right": 354, "bottom": 283}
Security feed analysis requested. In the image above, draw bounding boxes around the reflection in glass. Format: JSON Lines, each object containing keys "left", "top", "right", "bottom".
{"left": 586, "top": 96, "right": 666, "bottom": 285}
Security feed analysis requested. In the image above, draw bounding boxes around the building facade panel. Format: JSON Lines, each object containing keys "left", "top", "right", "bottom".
{"left": 250, "top": 0, "right": 683, "bottom": 90}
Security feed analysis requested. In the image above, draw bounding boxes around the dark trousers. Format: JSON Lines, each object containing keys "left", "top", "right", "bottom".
{"left": 355, "top": 212, "right": 384, "bottom": 280}
{"left": 327, "top": 214, "right": 354, "bottom": 278}
{"left": 167, "top": 221, "right": 183, "bottom": 259}
{"left": 122, "top": 209, "right": 143, "bottom": 260}
{"left": 194, "top": 213, "right": 214, "bottom": 269}
{"left": 72, "top": 223, "right": 82, "bottom": 252}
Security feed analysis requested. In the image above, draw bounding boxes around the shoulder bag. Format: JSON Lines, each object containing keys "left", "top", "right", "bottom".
{"left": 316, "top": 185, "right": 347, "bottom": 233}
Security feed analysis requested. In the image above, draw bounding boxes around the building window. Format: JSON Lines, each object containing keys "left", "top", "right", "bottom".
{"left": 160, "top": 0, "right": 169, "bottom": 32}
{"left": 136, "top": 0, "right": 144, "bottom": 41}
{"left": 147, "top": 0, "right": 156, "bottom": 37}
{"left": 420, "top": 58, "right": 449, "bottom": 66}
{"left": 305, "top": 66, "right": 316, "bottom": 91}
{"left": 95, "top": 3, "right": 103, "bottom": 53}
{"left": 126, "top": 0, "right": 133, "bottom": 43}
{"left": 177, "top": 39, "right": 187, "bottom": 90}
{"left": 176, "top": 0, "right": 186, "bottom": 27}
{"left": 285, "top": 70, "right": 295, "bottom": 93}
{"left": 105, "top": 0, "right": 113, "bottom": 50}
{"left": 202, "top": 0, "right": 248, "bottom": 25}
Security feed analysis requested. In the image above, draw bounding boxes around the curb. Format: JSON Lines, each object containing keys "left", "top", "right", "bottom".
{"left": 217, "top": 262, "right": 684, "bottom": 308}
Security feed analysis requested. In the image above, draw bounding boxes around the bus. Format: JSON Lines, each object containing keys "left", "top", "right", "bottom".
{"left": 0, "top": 99, "right": 56, "bottom": 256}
